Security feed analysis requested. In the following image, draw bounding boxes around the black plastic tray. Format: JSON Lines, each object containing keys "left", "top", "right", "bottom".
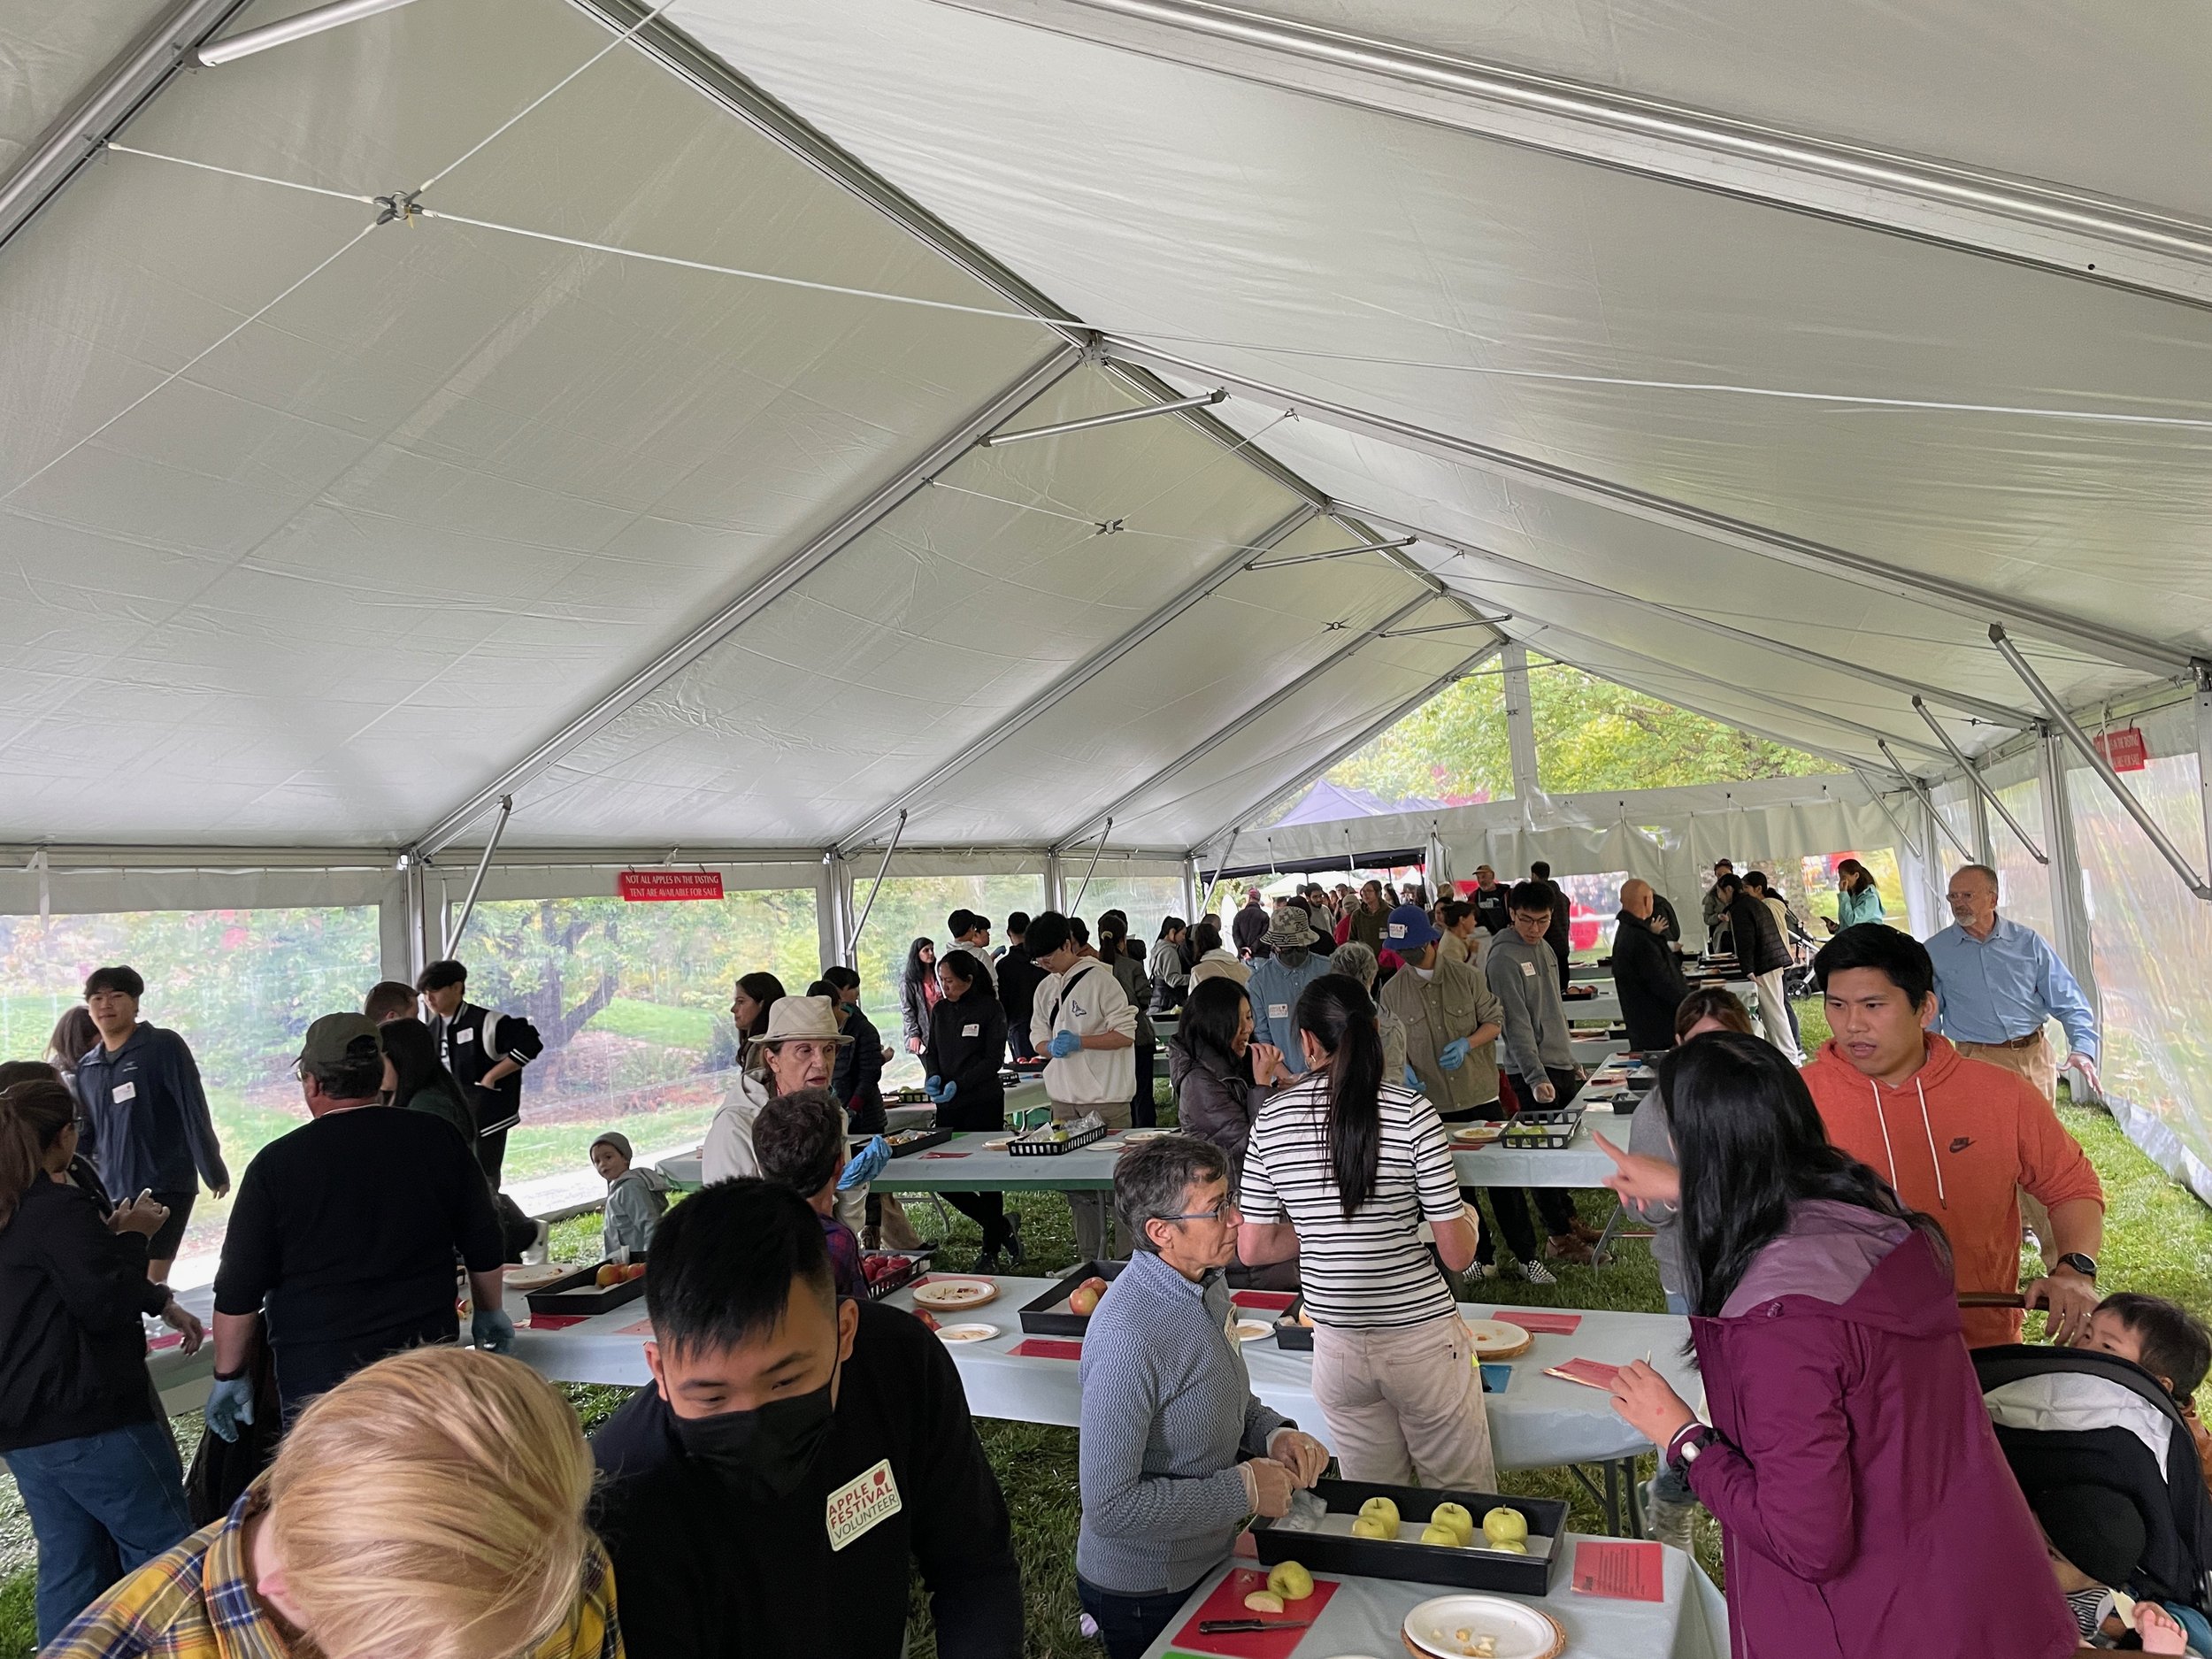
{"left": 859, "top": 1248, "right": 933, "bottom": 1300}
{"left": 1499, "top": 1106, "right": 1585, "bottom": 1150}
{"left": 1008, "top": 1118, "right": 1106, "bottom": 1156}
{"left": 1249, "top": 1477, "right": 1568, "bottom": 1598}
{"left": 883, "top": 1127, "right": 953, "bottom": 1157}
{"left": 525, "top": 1257, "right": 647, "bottom": 1317}
{"left": 1271, "top": 1294, "right": 1314, "bottom": 1350}
{"left": 1017, "top": 1258, "right": 1129, "bottom": 1335}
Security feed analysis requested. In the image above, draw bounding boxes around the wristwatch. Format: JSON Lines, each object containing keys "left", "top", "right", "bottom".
{"left": 1665, "top": 1423, "right": 1712, "bottom": 1471}
{"left": 2055, "top": 1252, "right": 2099, "bottom": 1281}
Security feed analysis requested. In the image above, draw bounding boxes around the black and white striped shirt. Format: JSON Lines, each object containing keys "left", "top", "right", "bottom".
{"left": 1238, "top": 1072, "right": 1463, "bottom": 1329}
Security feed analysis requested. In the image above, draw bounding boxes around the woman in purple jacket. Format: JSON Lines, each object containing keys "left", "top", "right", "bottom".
{"left": 1601, "top": 1031, "right": 2077, "bottom": 1659}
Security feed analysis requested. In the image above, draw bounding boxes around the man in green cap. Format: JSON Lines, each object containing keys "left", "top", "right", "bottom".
{"left": 205, "top": 1012, "right": 511, "bottom": 1433}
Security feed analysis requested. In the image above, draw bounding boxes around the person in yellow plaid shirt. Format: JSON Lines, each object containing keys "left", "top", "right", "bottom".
{"left": 45, "top": 1348, "right": 622, "bottom": 1659}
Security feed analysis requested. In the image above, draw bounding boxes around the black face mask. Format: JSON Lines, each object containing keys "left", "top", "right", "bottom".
{"left": 672, "top": 1378, "right": 836, "bottom": 1500}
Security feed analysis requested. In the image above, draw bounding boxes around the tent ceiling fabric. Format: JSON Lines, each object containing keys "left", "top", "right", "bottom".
{"left": 4, "top": 0, "right": 2208, "bottom": 855}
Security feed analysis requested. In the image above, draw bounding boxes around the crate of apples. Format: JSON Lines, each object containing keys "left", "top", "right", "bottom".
{"left": 593, "top": 1261, "right": 646, "bottom": 1289}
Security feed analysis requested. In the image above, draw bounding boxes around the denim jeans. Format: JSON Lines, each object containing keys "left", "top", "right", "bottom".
{"left": 8, "top": 1418, "right": 193, "bottom": 1644}
{"left": 1077, "top": 1575, "right": 1194, "bottom": 1659}
{"left": 1650, "top": 1289, "right": 1696, "bottom": 1506}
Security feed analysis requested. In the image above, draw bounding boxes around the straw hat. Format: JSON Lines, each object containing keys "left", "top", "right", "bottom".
{"left": 745, "top": 995, "right": 852, "bottom": 1058}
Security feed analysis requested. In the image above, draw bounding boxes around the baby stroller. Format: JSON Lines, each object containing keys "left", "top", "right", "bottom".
{"left": 1977, "top": 1343, "right": 2212, "bottom": 1648}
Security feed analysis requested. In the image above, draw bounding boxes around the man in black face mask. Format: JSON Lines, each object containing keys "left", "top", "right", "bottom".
{"left": 589, "top": 1179, "right": 1022, "bottom": 1657}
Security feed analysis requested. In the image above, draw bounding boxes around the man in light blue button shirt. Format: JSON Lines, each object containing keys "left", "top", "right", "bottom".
{"left": 1926, "top": 864, "right": 2101, "bottom": 1105}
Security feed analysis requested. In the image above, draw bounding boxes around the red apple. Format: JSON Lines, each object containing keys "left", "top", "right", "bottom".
{"left": 1068, "top": 1286, "right": 1101, "bottom": 1316}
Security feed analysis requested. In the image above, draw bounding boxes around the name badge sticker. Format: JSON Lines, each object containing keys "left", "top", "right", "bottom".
{"left": 455, "top": 1028, "right": 474, "bottom": 1044}
{"left": 111, "top": 1080, "right": 136, "bottom": 1102}
{"left": 826, "top": 1458, "right": 903, "bottom": 1551}
{"left": 1520, "top": 961, "right": 1537, "bottom": 978}
{"left": 962, "top": 1023, "right": 980, "bottom": 1038}
{"left": 1268, "top": 1004, "right": 1289, "bottom": 1020}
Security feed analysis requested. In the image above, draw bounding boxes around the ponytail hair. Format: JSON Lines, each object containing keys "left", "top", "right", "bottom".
{"left": 0, "top": 1079, "right": 76, "bottom": 1231}
{"left": 1294, "top": 973, "right": 1386, "bottom": 1215}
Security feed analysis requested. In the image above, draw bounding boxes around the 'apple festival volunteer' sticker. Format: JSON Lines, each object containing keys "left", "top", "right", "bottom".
{"left": 826, "top": 1460, "right": 903, "bottom": 1552}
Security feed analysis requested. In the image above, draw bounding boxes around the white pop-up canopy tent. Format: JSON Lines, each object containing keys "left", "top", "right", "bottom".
{"left": 5, "top": 0, "right": 2212, "bottom": 1182}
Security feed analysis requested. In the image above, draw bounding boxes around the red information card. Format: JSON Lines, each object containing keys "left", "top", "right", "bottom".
{"left": 1485, "top": 1308, "right": 1583, "bottom": 1334}
{"left": 1230, "top": 1290, "right": 1296, "bottom": 1312}
{"left": 1168, "top": 1567, "right": 1340, "bottom": 1656}
{"left": 1544, "top": 1356, "right": 1624, "bottom": 1391}
{"left": 1572, "top": 1539, "right": 1665, "bottom": 1601}
{"left": 1008, "top": 1338, "right": 1083, "bottom": 1361}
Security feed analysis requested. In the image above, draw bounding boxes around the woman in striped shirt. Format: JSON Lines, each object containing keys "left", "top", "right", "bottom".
{"left": 1237, "top": 975, "right": 1494, "bottom": 1488}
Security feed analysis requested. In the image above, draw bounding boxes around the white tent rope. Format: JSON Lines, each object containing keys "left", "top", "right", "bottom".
{"left": 1, "top": 222, "right": 379, "bottom": 507}
{"left": 104, "top": 142, "right": 379, "bottom": 204}
{"left": 416, "top": 0, "right": 677, "bottom": 195}
{"left": 88, "top": 148, "right": 2212, "bottom": 432}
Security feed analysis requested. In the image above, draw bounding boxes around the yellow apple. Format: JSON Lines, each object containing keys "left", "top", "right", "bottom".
{"left": 1430, "top": 1502, "right": 1475, "bottom": 1545}
{"left": 1349, "top": 1514, "right": 1393, "bottom": 1540}
{"left": 1489, "top": 1539, "right": 1529, "bottom": 1555}
{"left": 1482, "top": 1506, "right": 1528, "bottom": 1545}
{"left": 1419, "top": 1524, "right": 1463, "bottom": 1547}
{"left": 1242, "top": 1591, "right": 1285, "bottom": 1614}
{"left": 1266, "top": 1561, "right": 1314, "bottom": 1601}
{"left": 1357, "top": 1496, "right": 1401, "bottom": 1538}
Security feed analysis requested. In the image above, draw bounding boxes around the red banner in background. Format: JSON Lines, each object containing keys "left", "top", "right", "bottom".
{"left": 2093, "top": 726, "right": 2149, "bottom": 772}
{"left": 618, "top": 870, "right": 725, "bottom": 902}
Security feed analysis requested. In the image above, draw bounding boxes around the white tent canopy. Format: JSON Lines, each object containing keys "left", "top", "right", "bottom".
{"left": 6, "top": 0, "right": 2212, "bottom": 879}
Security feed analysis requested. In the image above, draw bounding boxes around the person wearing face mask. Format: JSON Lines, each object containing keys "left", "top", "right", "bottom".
{"left": 590, "top": 1179, "right": 1022, "bottom": 1659}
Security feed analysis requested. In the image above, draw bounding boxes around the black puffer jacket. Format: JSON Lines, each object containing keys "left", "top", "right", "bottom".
{"left": 1167, "top": 1038, "right": 1272, "bottom": 1185}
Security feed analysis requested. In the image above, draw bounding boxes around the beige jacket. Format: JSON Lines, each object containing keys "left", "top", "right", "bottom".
{"left": 1379, "top": 956, "right": 1506, "bottom": 1114}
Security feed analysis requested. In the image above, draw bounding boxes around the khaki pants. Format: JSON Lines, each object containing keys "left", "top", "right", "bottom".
{"left": 1956, "top": 1032, "right": 2061, "bottom": 1271}
{"left": 1310, "top": 1315, "right": 1496, "bottom": 1490}
{"left": 1060, "top": 1098, "right": 1132, "bottom": 1261}
{"left": 1749, "top": 969, "right": 1802, "bottom": 1064}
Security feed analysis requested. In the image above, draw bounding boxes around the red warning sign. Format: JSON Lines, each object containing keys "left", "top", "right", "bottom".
{"left": 617, "top": 870, "right": 725, "bottom": 902}
{"left": 2092, "top": 726, "right": 2148, "bottom": 773}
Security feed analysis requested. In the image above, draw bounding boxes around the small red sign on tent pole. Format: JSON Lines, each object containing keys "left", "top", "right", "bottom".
{"left": 618, "top": 870, "right": 725, "bottom": 902}
{"left": 2092, "top": 726, "right": 2149, "bottom": 773}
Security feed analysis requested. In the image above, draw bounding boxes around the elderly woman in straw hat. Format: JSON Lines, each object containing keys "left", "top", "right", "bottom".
{"left": 703, "top": 995, "right": 858, "bottom": 1187}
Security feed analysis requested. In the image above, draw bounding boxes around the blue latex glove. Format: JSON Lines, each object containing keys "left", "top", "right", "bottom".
{"left": 924, "top": 1074, "right": 946, "bottom": 1103}
{"left": 1403, "top": 1064, "right": 1422, "bottom": 1091}
{"left": 1439, "top": 1036, "right": 1471, "bottom": 1071}
{"left": 472, "top": 1308, "right": 516, "bottom": 1354}
{"left": 840, "top": 1135, "right": 891, "bottom": 1189}
{"left": 1048, "top": 1029, "right": 1083, "bottom": 1059}
{"left": 205, "top": 1375, "right": 255, "bottom": 1443}
{"left": 935, "top": 1079, "right": 957, "bottom": 1104}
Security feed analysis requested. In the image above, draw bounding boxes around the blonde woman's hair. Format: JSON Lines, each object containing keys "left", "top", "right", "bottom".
{"left": 263, "top": 1347, "right": 595, "bottom": 1659}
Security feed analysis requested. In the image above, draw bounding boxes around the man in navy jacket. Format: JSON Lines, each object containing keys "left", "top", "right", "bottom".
{"left": 73, "top": 965, "right": 228, "bottom": 1284}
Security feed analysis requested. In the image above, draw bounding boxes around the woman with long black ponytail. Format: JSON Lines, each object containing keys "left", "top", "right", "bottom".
{"left": 1236, "top": 974, "right": 1492, "bottom": 1487}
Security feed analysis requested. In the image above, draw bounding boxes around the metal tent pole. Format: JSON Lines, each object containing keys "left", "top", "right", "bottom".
{"left": 847, "top": 810, "right": 908, "bottom": 960}
{"left": 442, "top": 795, "right": 511, "bottom": 956}
{"left": 1071, "top": 820, "right": 1112, "bottom": 913}
{"left": 1912, "top": 697, "right": 2047, "bottom": 864}
{"left": 1877, "top": 742, "right": 1975, "bottom": 866}
{"left": 1992, "top": 626, "right": 2212, "bottom": 899}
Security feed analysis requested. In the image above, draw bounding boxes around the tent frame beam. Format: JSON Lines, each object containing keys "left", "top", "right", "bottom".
{"left": 1051, "top": 585, "right": 1454, "bottom": 850}
{"left": 412, "top": 343, "right": 1083, "bottom": 858}
{"left": 1350, "top": 505, "right": 2036, "bottom": 728}
{"left": 1879, "top": 739, "right": 1977, "bottom": 864}
{"left": 930, "top": 0, "right": 2212, "bottom": 311}
{"left": 1992, "top": 626, "right": 2212, "bottom": 899}
{"left": 1912, "top": 696, "right": 2047, "bottom": 864}
{"left": 1187, "top": 643, "right": 1502, "bottom": 858}
{"left": 832, "top": 503, "right": 1318, "bottom": 849}
{"left": 0, "top": 0, "right": 251, "bottom": 256}
{"left": 1104, "top": 339, "right": 2187, "bottom": 680}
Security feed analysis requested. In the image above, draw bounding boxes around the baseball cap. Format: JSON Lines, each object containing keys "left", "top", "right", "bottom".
{"left": 1385, "top": 904, "right": 1441, "bottom": 950}
{"left": 296, "top": 1010, "right": 380, "bottom": 1070}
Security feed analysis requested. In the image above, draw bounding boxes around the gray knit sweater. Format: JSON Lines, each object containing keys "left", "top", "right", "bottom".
{"left": 1485, "top": 933, "right": 1575, "bottom": 1079}
{"left": 1075, "top": 1248, "right": 1291, "bottom": 1593}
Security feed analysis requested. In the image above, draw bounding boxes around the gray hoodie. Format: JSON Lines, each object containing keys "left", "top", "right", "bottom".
{"left": 1484, "top": 933, "right": 1573, "bottom": 1079}
{"left": 603, "top": 1165, "right": 674, "bottom": 1259}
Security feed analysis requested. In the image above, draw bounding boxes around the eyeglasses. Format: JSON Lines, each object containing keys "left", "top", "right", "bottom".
{"left": 1160, "top": 1196, "right": 1241, "bottom": 1225}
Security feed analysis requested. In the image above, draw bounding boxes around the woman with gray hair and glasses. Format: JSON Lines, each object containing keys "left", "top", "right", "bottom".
{"left": 1076, "top": 1134, "right": 1330, "bottom": 1659}
{"left": 1328, "top": 941, "right": 1409, "bottom": 1085}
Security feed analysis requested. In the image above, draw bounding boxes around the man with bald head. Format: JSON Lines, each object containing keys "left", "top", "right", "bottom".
{"left": 1612, "top": 880, "right": 1689, "bottom": 1052}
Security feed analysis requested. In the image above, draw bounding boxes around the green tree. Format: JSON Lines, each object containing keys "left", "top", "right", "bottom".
{"left": 1328, "top": 657, "right": 1833, "bottom": 802}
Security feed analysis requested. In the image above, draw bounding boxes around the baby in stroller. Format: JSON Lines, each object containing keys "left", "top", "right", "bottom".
{"left": 1979, "top": 1337, "right": 2212, "bottom": 1652}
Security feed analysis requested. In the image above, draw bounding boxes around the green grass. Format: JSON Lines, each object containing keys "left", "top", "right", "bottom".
{"left": 585, "top": 998, "right": 720, "bottom": 1051}
{"left": 13, "top": 1034, "right": 2212, "bottom": 1659}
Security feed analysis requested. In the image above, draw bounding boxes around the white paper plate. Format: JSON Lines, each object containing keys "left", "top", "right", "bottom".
{"left": 1402, "top": 1594, "right": 1565, "bottom": 1659}
{"left": 912, "top": 1278, "right": 998, "bottom": 1310}
{"left": 983, "top": 1138, "right": 1014, "bottom": 1150}
{"left": 1232, "top": 1320, "right": 1273, "bottom": 1342}
{"left": 934, "top": 1323, "right": 999, "bottom": 1343}
{"left": 1120, "top": 1128, "right": 1170, "bottom": 1141}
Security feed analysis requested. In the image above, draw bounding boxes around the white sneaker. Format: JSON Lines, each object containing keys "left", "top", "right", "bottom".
{"left": 522, "top": 1219, "right": 550, "bottom": 1265}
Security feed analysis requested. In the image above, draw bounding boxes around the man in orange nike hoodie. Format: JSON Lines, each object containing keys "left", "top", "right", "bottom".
{"left": 1803, "top": 925, "right": 2105, "bottom": 1350}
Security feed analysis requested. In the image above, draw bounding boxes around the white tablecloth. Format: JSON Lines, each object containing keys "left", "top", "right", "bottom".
{"left": 1139, "top": 1551, "right": 1728, "bottom": 1659}
{"left": 1453, "top": 1111, "right": 1631, "bottom": 1190}
{"left": 508, "top": 1285, "right": 1701, "bottom": 1472}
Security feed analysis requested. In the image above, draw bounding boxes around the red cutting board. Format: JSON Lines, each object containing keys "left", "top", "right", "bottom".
{"left": 1483, "top": 1308, "right": 1582, "bottom": 1334}
{"left": 1230, "top": 1290, "right": 1296, "bottom": 1312}
{"left": 1008, "top": 1338, "right": 1082, "bottom": 1360}
{"left": 1167, "top": 1567, "right": 1338, "bottom": 1657}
